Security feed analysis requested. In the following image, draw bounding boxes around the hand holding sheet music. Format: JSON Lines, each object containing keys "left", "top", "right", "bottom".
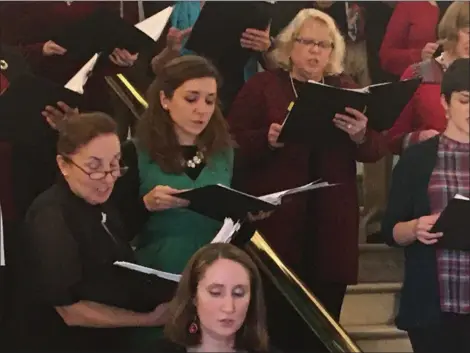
{"left": 279, "top": 78, "right": 421, "bottom": 142}
{"left": 177, "top": 180, "right": 338, "bottom": 221}
{"left": 51, "top": 6, "right": 173, "bottom": 61}
{"left": 431, "top": 194, "right": 470, "bottom": 250}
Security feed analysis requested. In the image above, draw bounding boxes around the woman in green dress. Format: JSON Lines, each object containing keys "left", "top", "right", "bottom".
{"left": 111, "top": 55, "right": 234, "bottom": 349}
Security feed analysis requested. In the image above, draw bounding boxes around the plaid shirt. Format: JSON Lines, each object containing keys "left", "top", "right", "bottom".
{"left": 428, "top": 135, "right": 470, "bottom": 314}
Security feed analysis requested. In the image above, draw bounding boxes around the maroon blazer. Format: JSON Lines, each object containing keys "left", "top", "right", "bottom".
{"left": 0, "top": 1, "right": 139, "bottom": 113}
{"left": 227, "top": 69, "right": 387, "bottom": 284}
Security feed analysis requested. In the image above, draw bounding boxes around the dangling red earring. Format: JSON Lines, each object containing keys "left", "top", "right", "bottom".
{"left": 189, "top": 319, "right": 198, "bottom": 334}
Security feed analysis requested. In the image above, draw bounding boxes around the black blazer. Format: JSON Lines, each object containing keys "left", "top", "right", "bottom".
{"left": 7, "top": 180, "right": 168, "bottom": 351}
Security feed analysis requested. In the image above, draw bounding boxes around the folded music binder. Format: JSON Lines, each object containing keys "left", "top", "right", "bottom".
{"left": 51, "top": 7, "right": 168, "bottom": 60}
{"left": 184, "top": 1, "right": 273, "bottom": 71}
{"left": 278, "top": 78, "right": 421, "bottom": 142}
{"left": 0, "top": 73, "right": 83, "bottom": 142}
{"left": 431, "top": 194, "right": 470, "bottom": 251}
{"left": 77, "top": 261, "right": 179, "bottom": 311}
{"left": 176, "top": 180, "right": 336, "bottom": 222}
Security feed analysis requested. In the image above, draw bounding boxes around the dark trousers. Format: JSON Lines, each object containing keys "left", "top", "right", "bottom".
{"left": 307, "top": 280, "right": 347, "bottom": 321}
{"left": 408, "top": 313, "right": 470, "bottom": 353}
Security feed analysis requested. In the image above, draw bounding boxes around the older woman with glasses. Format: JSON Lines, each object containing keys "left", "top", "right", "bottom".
{"left": 4, "top": 113, "right": 169, "bottom": 352}
{"left": 227, "top": 8, "right": 387, "bottom": 321}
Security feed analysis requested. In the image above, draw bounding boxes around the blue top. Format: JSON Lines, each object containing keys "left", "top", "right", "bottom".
{"left": 170, "top": 1, "right": 259, "bottom": 81}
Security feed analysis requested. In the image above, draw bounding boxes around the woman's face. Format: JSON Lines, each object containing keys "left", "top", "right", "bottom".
{"left": 442, "top": 90, "right": 470, "bottom": 138}
{"left": 454, "top": 27, "right": 470, "bottom": 59}
{"left": 160, "top": 77, "right": 217, "bottom": 145}
{"left": 58, "top": 133, "right": 122, "bottom": 205}
{"left": 195, "top": 258, "right": 251, "bottom": 343}
{"left": 290, "top": 18, "right": 334, "bottom": 80}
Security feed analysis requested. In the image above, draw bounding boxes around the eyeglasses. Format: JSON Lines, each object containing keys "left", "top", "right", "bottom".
{"left": 61, "top": 155, "right": 128, "bottom": 181}
{"left": 294, "top": 37, "right": 334, "bottom": 50}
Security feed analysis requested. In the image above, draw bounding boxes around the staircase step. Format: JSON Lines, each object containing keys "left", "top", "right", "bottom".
{"left": 358, "top": 244, "right": 404, "bottom": 283}
{"left": 341, "top": 282, "right": 401, "bottom": 326}
{"left": 346, "top": 324, "right": 412, "bottom": 352}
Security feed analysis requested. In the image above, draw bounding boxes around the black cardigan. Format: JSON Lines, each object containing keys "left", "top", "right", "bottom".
{"left": 381, "top": 136, "right": 441, "bottom": 330}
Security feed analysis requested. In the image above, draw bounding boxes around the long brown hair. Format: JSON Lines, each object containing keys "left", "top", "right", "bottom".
{"left": 164, "top": 243, "right": 269, "bottom": 352}
{"left": 136, "top": 55, "right": 233, "bottom": 174}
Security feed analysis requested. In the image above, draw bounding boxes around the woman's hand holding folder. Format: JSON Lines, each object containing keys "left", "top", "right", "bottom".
{"left": 333, "top": 107, "right": 368, "bottom": 144}
{"left": 412, "top": 214, "right": 443, "bottom": 245}
{"left": 268, "top": 123, "right": 285, "bottom": 149}
{"left": 143, "top": 185, "right": 190, "bottom": 212}
{"left": 42, "top": 40, "right": 67, "bottom": 56}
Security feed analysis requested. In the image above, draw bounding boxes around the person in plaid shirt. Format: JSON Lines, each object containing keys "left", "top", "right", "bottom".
{"left": 381, "top": 57, "right": 469, "bottom": 353}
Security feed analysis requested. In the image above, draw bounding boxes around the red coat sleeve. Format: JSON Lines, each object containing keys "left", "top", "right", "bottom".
{"left": 379, "top": 3, "right": 422, "bottom": 77}
{"left": 384, "top": 66, "right": 419, "bottom": 155}
{"left": 226, "top": 74, "right": 275, "bottom": 168}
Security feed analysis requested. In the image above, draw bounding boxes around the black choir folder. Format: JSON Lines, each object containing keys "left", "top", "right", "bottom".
{"left": 51, "top": 7, "right": 172, "bottom": 60}
{"left": 185, "top": 1, "right": 273, "bottom": 72}
{"left": 278, "top": 78, "right": 421, "bottom": 142}
{"left": 431, "top": 194, "right": 470, "bottom": 251}
{"left": 176, "top": 180, "right": 337, "bottom": 222}
{"left": 0, "top": 74, "right": 83, "bottom": 142}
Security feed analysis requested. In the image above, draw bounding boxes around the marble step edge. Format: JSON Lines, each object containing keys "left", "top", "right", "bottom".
{"left": 346, "top": 282, "right": 402, "bottom": 294}
{"left": 345, "top": 324, "right": 408, "bottom": 340}
{"left": 359, "top": 243, "right": 401, "bottom": 252}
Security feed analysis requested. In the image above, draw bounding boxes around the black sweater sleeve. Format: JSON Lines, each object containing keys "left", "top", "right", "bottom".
{"left": 110, "top": 140, "right": 149, "bottom": 241}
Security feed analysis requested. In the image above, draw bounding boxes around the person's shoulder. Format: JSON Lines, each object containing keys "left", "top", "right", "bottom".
{"left": 247, "top": 69, "right": 287, "bottom": 86}
{"left": 395, "top": 136, "right": 439, "bottom": 173}
{"left": 154, "top": 338, "right": 187, "bottom": 353}
{"left": 27, "top": 183, "right": 64, "bottom": 214}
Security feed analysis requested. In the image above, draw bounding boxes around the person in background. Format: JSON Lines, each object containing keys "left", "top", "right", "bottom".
{"left": 111, "top": 55, "right": 234, "bottom": 349}
{"left": 156, "top": 243, "right": 271, "bottom": 353}
{"left": 5, "top": 113, "right": 169, "bottom": 351}
{"left": 0, "top": 1, "right": 141, "bottom": 218}
{"left": 379, "top": 1, "right": 443, "bottom": 77}
{"left": 227, "top": 8, "right": 387, "bottom": 324}
{"left": 385, "top": 2, "right": 469, "bottom": 155}
{"left": 381, "top": 58, "right": 469, "bottom": 353}
{"left": 150, "top": 1, "right": 274, "bottom": 113}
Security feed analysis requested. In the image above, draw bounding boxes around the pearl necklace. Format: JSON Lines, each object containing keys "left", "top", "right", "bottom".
{"left": 183, "top": 150, "right": 204, "bottom": 169}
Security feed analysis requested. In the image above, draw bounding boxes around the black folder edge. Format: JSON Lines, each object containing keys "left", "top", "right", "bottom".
{"left": 430, "top": 197, "right": 470, "bottom": 234}
{"left": 184, "top": 2, "right": 272, "bottom": 61}
{"left": 176, "top": 185, "right": 277, "bottom": 222}
{"left": 51, "top": 7, "right": 155, "bottom": 59}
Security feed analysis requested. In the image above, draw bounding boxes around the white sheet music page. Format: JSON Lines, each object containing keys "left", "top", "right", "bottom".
{"left": 258, "top": 180, "right": 339, "bottom": 205}
{"left": 211, "top": 218, "right": 241, "bottom": 244}
{"left": 0, "top": 202, "right": 5, "bottom": 266}
{"left": 135, "top": 6, "right": 173, "bottom": 41}
{"left": 64, "top": 53, "right": 100, "bottom": 94}
{"left": 113, "top": 261, "right": 181, "bottom": 282}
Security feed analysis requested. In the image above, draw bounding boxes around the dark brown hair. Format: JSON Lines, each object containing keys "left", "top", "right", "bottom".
{"left": 57, "top": 112, "right": 117, "bottom": 156}
{"left": 135, "top": 55, "right": 233, "bottom": 174}
{"left": 165, "top": 243, "right": 269, "bottom": 352}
